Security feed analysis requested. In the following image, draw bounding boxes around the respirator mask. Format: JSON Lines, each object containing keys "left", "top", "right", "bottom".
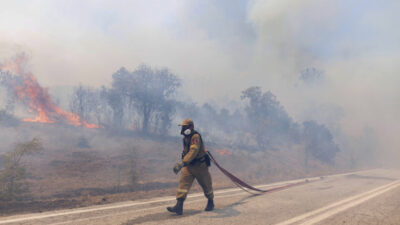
{"left": 180, "top": 126, "right": 192, "bottom": 136}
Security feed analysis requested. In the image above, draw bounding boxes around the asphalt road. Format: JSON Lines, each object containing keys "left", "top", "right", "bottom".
{"left": 1, "top": 169, "right": 400, "bottom": 225}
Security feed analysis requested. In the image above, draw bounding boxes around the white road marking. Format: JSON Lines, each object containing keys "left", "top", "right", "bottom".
{"left": 275, "top": 179, "right": 400, "bottom": 225}
{"left": 299, "top": 180, "right": 400, "bottom": 225}
{"left": 0, "top": 169, "right": 377, "bottom": 224}
{"left": 51, "top": 191, "right": 251, "bottom": 225}
{"left": 0, "top": 178, "right": 321, "bottom": 224}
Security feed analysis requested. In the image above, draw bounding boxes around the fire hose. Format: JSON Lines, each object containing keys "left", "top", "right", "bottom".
{"left": 207, "top": 151, "right": 315, "bottom": 194}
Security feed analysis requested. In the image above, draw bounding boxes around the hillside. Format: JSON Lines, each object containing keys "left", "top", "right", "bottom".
{"left": 0, "top": 123, "right": 348, "bottom": 215}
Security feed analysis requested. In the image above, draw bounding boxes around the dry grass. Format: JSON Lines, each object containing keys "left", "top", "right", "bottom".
{"left": 0, "top": 123, "right": 348, "bottom": 215}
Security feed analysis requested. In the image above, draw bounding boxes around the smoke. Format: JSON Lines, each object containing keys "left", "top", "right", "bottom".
{"left": 0, "top": 54, "right": 99, "bottom": 128}
{"left": 0, "top": 0, "right": 399, "bottom": 164}
{"left": 243, "top": 0, "right": 400, "bottom": 164}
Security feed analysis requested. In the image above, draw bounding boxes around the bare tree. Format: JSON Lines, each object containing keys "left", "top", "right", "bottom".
{"left": 69, "top": 85, "right": 100, "bottom": 123}
{"left": 69, "top": 85, "right": 87, "bottom": 119}
{"left": 69, "top": 85, "right": 114, "bottom": 127}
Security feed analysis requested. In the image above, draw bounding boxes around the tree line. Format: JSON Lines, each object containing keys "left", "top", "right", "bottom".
{"left": 68, "top": 64, "right": 339, "bottom": 164}
{"left": 69, "top": 65, "right": 180, "bottom": 134}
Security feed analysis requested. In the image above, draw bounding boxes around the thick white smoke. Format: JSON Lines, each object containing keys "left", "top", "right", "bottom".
{"left": 0, "top": 0, "right": 399, "bottom": 164}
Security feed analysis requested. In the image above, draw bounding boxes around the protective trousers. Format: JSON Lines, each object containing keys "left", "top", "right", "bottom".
{"left": 176, "top": 162, "right": 214, "bottom": 200}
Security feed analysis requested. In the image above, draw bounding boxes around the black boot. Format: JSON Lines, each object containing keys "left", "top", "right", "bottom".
{"left": 167, "top": 198, "right": 184, "bottom": 215}
{"left": 205, "top": 199, "right": 214, "bottom": 211}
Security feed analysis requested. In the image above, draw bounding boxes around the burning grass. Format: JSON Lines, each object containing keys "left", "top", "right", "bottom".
{"left": 0, "top": 54, "right": 99, "bottom": 128}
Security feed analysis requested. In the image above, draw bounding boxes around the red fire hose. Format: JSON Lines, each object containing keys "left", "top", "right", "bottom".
{"left": 207, "top": 151, "right": 315, "bottom": 194}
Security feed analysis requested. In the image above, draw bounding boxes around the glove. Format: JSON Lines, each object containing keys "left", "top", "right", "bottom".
{"left": 173, "top": 162, "right": 184, "bottom": 174}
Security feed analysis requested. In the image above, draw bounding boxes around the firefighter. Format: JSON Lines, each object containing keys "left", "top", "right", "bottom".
{"left": 167, "top": 118, "right": 214, "bottom": 215}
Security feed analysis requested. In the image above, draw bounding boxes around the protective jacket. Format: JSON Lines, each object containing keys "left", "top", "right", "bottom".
{"left": 181, "top": 131, "right": 209, "bottom": 166}
{"left": 176, "top": 130, "right": 213, "bottom": 200}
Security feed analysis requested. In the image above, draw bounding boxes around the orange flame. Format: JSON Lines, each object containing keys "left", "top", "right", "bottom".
{"left": 215, "top": 149, "right": 233, "bottom": 156}
{"left": 0, "top": 55, "right": 99, "bottom": 128}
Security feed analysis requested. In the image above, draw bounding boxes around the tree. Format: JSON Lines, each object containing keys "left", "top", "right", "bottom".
{"left": 93, "top": 86, "right": 114, "bottom": 127}
{"left": 154, "top": 99, "right": 177, "bottom": 135}
{"left": 110, "top": 65, "right": 181, "bottom": 134}
{"left": 69, "top": 85, "right": 87, "bottom": 120}
{"left": 0, "top": 138, "right": 43, "bottom": 201}
{"left": 299, "top": 67, "right": 324, "bottom": 85}
{"left": 69, "top": 85, "right": 106, "bottom": 125}
{"left": 106, "top": 88, "right": 125, "bottom": 128}
{"left": 131, "top": 65, "right": 180, "bottom": 133}
{"left": 302, "top": 121, "right": 339, "bottom": 164}
{"left": 241, "top": 86, "right": 292, "bottom": 149}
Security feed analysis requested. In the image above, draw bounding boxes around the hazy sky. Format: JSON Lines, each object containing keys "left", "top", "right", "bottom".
{"left": 1, "top": 0, "right": 399, "bottom": 156}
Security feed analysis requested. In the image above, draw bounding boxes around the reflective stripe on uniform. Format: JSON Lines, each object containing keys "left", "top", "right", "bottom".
{"left": 177, "top": 188, "right": 188, "bottom": 193}
{"left": 190, "top": 144, "right": 199, "bottom": 150}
